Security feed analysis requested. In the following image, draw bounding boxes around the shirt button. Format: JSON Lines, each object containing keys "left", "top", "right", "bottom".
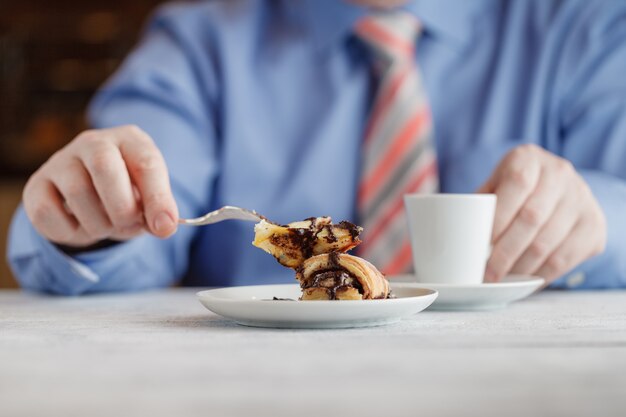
{"left": 566, "top": 272, "right": 586, "bottom": 288}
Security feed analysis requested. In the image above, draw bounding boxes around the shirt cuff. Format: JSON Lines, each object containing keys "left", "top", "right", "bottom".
{"left": 8, "top": 206, "right": 141, "bottom": 295}
{"left": 7, "top": 207, "right": 95, "bottom": 294}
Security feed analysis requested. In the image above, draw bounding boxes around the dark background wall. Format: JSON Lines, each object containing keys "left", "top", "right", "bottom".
{"left": 0, "top": 0, "right": 164, "bottom": 288}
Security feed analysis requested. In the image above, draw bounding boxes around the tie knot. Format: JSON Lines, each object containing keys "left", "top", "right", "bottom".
{"left": 355, "top": 11, "right": 421, "bottom": 64}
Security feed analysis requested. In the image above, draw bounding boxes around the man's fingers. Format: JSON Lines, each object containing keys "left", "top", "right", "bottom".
{"left": 509, "top": 194, "right": 579, "bottom": 275}
{"left": 489, "top": 147, "right": 542, "bottom": 242}
{"left": 53, "top": 159, "right": 113, "bottom": 241}
{"left": 23, "top": 126, "right": 179, "bottom": 248}
{"left": 485, "top": 166, "right": 562, "bottom": 282}
{"left": 24, "top": 178, "right": 88, "bottom": 245}
{"left": 535, "top": 218, "right": 604, "bottom": 284}
{"left": 116, "top": 126, "right": 178, "bottom": 238}
{"left": 77, "top": 134, "right": 143, "bottom": 230}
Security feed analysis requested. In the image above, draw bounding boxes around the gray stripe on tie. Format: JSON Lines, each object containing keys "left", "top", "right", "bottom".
{"left": 363, "top": 74, "right": 424, "bottom": 167}
{"left": 361, "top": 142, "right": 436, "bottom": 232}
{"left": 360, "top": 207, "right": 411, "bottom": 269}
{"left": 360, "top": 141, "right": 439, "bottom": 232}
{"left": 363, "top": 130, "right": 433, "bottom": 221}
{"left": 362, "top": 76, "right": 425, "bottom": 176}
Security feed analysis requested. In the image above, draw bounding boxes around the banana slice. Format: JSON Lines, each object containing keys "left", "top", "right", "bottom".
{"left": 252, "top": 217, "right": 362, "bottom": 269}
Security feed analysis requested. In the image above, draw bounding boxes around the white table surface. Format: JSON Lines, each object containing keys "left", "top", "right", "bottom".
{"left": 1, "top": 288, "right": 625, "bottom": 417}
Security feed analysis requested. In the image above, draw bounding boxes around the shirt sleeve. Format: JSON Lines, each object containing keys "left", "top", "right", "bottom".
{"left": 7, "top": 5, "right": 219, "bottom": 295}
{"left": 550, "top": 3, "right": 626, "bottom": 289}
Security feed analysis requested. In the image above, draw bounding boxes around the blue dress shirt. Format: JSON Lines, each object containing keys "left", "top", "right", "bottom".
{"left": 8, "top": 0, "right": 626, "bottom": 294}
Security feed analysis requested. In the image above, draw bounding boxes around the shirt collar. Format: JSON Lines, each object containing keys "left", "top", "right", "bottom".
{"left": 298, "top": 0, "right": 491, "bottom": 53}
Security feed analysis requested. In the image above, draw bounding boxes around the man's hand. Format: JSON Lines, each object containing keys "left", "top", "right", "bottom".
{"left": 23, "top": 125, "right": 178, "bottom": 248}
{"left": 478, "top": 144, "right": 606, "bottom": 285}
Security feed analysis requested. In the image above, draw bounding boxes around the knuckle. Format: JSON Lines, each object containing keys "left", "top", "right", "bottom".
{"left": 45, "top": 149, "right": 65, "bottom": 167}
{"left": 124, "top": 124, "right": 151, "bottom": 142}
{"left": 29, "top": 202, "right": 53, "bottom": 226}
{"left": 87, "top": 148, "right": 116, "bottom": 177}
{"left": 510, "top": 144, "right": 539, "bottom": 161}
{"left": 528, "top": 239, "right": 549, "bottom": 259}
{"left": 525, "top": 143, "right": 541, "bottom": 151}
{"left": 135, "top": 153, "right": 163, "bottom": 173}
{"left": 75, "top": 129, "right": 100, "bottom": 145}
{"left": 506, "top": 166, "right": 535, "bottom": 189}
{"left": 519, "top": 143, "right": 540, "bottom": 154}
{"left": 553, "top": 158, "right": 574, "bottom": 176}
{"left": 124, "top": 124, "right": 142, "bottom": 135}
{"left": 518, "top": 203, "right": 543, "bottom": 227}
{"left": 506, "top": 147, "right": 526, "bottom": 165}
{"left": 75, "top": 130, "right": 118, "bottom": 152}
{"left": 63, "top": 179, "right": 89, "bottom": 201}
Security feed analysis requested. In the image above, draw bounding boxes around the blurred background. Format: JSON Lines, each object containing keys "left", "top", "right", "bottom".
{"left": 0, "top": 0, "right": 163, "bottom": 288}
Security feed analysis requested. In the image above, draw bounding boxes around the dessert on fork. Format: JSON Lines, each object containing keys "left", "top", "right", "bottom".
{"left": 253, "top": 216, "right": 390, "bottom": 300}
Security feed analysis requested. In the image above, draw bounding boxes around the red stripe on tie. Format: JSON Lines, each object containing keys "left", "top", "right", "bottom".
{"left": 356, "top": 19, "right": 414, "bottom": 58}
{"left": 358, "top": 107, "right": 430, "bottom": 206}
{"left": 358, "top": 159, "right": 437, "bottom": 254}
{"left": 380, "top": 239, "right": 413, "bottom": 275}
{"left": 363, "top": 65, "right": 412, "bottom": 146}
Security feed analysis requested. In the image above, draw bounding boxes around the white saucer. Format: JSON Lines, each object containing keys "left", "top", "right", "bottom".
{"left": 197, "top": 284, "right": 438, "bottom": 329}
{"left": 391, "top": 275, "right": 545, "bottom": 311}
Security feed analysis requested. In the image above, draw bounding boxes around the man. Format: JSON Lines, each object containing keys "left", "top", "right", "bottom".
{"left": 8, "top": 0, "right": 625, "bottom": 295}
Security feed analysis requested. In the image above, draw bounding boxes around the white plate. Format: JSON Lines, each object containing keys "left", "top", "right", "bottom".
{"left": 393, "top": 275, "right": 545, "bottom": 311}
{"left": 197, "top": 284, "right": 438, "bottom": 329}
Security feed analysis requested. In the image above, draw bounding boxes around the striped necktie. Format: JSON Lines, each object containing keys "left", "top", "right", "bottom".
{"left": 355, "top": 12, "right": 439, "bottom": 275}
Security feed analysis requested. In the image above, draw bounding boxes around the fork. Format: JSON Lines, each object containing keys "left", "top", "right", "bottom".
{"left": 178, "top": 206, "right": 265, "bottom": 226}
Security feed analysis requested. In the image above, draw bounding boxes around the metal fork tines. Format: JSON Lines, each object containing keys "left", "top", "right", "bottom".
{"left": 178, "top": 206, "right": 264, "bottom": 226}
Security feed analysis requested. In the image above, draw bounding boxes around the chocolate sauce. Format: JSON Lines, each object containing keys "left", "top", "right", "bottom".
{"left": 322, "top": 221, "right": 362, "bottom": 245}
{"left": 269, "top": 217, "right": 363, "bottom": 267}
{"left": 337, "top": 220, "right": 362, "bottom": 241}
{"left": 273, "top": 217, "right": 329, "bottom": 261}
{"left": 328, "top": 251, "right": 341, "bottom": 268}
{"left": 301, "top": 268, "right": 364, "bottom": 300}
{"left": 268, "top": 234, "right": 302, "bottom": 265}
{"left": 323, "top": 225, "right": 338, "bottom": 243}
{"left": 301, "top": 217, "right": 324, "bottom": 258}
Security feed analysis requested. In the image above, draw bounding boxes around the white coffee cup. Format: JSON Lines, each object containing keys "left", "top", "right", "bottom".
{"left": 404, "top": 194, "right": 496, "bottom": 285}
